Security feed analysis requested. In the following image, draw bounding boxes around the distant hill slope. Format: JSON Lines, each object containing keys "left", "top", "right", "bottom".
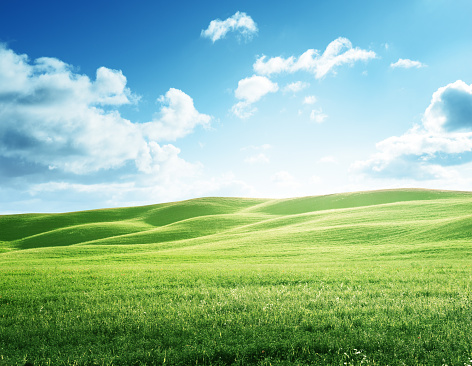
{"left": 1, "top": 189, "right": 471, "bottom": 252}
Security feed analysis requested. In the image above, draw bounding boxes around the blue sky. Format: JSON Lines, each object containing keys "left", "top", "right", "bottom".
{"left": 1, "top": 0, "right": 472, "bottom": 213}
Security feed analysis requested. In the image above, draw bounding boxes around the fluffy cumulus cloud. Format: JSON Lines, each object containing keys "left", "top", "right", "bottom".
{"left": 201, "top": 11, "right": 258, "bottom": 43}
{"left": 352, "top": 80, "right": 472, "bottom": 180}
{"left": 232, "top": 75, "right": 278, "bottom": 118}
{"left": 423, "top": 81, "right": 472, "bottom": 133}
{"left": 390, "top": 58, "right": 426, "bottom": 69}
{"left": 141, "top": 88, "right": 211, "bottom": 142}
{"left": 0, "top": 45, "right": 211, "bottom": 192}
{"left": 253, "top": 37, "right": 376, "bottom": 79}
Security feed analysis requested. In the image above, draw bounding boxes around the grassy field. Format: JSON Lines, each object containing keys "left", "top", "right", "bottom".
{"left": 1, "top": 188, "right": 472, "bottom": 365}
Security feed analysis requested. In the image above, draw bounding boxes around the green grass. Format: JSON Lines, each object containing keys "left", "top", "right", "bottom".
{"left": 1, "top": 189, "right": 472, "bottom": 365}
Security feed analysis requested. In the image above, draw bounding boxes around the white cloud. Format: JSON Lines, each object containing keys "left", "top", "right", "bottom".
{"left": 93, "top": 66, "right": 139, "bottom": 105}
{"left": 141, "top": 88, "right": 211, "bottom": 141}
{"left": 254, "top": 56, "right": 294, "bottom": 75}
{"left": 245, "top": 153, "right": 270, "bottom": 164}
{"left": 422, "top": 80, "right": 472, "bottom": 132}
{"left": 0, "top": 45, "right": 211, "bottom": 177}
{"left": 253, "top": 37, "right": 377, "bottom": 78}
{"left": 352, "top": 80, "right": 472, "bottom": 180}
{"left": 283, "top": 81, "right": 310, "bottom": 93}
{"left": 231, "top": 101, "right": 256, "bottom": 119}
{"left": 234, "top": 75, "right": 279, "bottom": 103}
{"left": 310, "top": 108, "right": 328, "bottom": 123}
{"left": 201, "top": 11, "right": 258, "bottom": 43}
{"left": 303, "top": 95, "right": 317, "bottom": 105}
{"left": 232, "top": 75, "right": 278, "bottom": 118}
{"left": 0, "top": 46, "right": 271, "bottom": 213}
{"left": 390, "top": 58, "right": 426, "bottom": 69}
{"left": 0, "top": 46, "right": 31, "bottom": 94}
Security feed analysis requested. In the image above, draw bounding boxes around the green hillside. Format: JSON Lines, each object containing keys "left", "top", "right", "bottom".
{"left": 1, "top": 188, "right": 471, "bottom": 253}
{"left": 1, "top": 189, "right": 472, "bottom": 365}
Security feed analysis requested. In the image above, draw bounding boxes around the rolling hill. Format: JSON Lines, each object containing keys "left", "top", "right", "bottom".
{"left": 1, "top": 188, "right": 471, "bottom": 256}
{"left": 2, "top": 188, "right": 472, "bottom": 365}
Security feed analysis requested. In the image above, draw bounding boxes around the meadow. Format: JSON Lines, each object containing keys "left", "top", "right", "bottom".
{"left": 0, "top": 189, "right": 471, "bottom": 365}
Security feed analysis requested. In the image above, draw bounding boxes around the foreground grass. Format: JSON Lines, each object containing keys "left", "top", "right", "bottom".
{"left": 1, "top": 189, "right": 472, "bottom": 365}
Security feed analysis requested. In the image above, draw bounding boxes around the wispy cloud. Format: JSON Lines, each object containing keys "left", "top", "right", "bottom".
{"left": 253, "top": 37, "right": 377, "bottom": 79}
{"left": 310, "top": 108, "right": 328, "bottom": 123}
{"left": 283, "top": 81, "right": 310, "bottom": 93}
{"left": 201, "top": 11, "right": 258, "bottom": 43}
{"left": 390, "top": 58, "right": 426, "bottom": 69}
